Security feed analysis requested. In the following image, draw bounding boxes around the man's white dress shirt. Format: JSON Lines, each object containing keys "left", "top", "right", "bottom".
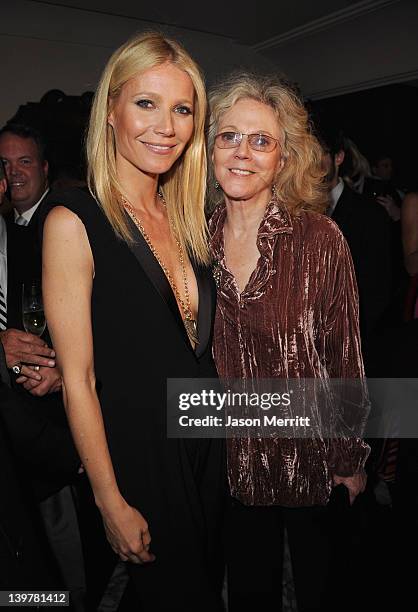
{"left": 13, "top": 188, "right": 49, "bottom": 225}
{"left": 326, "top": 178, "right": 345, "bottom": 217}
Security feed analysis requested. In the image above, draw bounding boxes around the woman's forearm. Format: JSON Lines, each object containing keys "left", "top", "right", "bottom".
{"left": 62, "top": 377, "right": 123, "bottom": 511}
{"left": 61, "top": 375, "right": 153, "bottom": 564}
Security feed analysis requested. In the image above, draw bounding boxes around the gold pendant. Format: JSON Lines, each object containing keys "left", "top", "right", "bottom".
{"left": 184, "top": 318, "right": 199, "bottom": 345}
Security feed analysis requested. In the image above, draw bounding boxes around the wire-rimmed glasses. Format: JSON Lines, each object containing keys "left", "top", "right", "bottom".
{"left": 214, "top": 131, "right": 280, "bottom": 153}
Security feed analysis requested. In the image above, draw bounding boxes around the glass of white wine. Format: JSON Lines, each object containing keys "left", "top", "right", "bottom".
{"left": 22, "top": 281, "right": 46, "bottom": 337}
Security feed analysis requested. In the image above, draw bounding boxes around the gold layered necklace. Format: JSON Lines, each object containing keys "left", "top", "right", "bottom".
{"left": 121, "top": 193, "right": 199, "bottom": 346}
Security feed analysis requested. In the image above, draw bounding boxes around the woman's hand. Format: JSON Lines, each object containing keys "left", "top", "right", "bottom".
{"left": 376, "top": 194, "right": 400, "bottom": 221}
{"left": 333, "top": 470, "right": 367, "bottom": 505}
{"left": 101, "top": 498, "right": 156, "bottom": 564}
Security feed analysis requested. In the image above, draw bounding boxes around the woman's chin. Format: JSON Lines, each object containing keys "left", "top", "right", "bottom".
{"left": 222, "top": 188, "right": 254, "bottom": 202}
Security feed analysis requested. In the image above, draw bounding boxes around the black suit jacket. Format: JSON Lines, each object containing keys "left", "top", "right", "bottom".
{"left": 4, "top": 201, "right": 68, "bottom": 427}
{"left": 5, "top": 203, "right": 43, "bottom": 330}
{"left": 0, "top": 349, "right": 80, "bottom": 589}
{"left": 331, "top": 184, "right": 393, "bottom": 345}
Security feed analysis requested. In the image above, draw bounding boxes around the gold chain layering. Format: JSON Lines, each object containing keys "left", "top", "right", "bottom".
{"left": 121, "top": 193, "right": 199, "bottom": 345}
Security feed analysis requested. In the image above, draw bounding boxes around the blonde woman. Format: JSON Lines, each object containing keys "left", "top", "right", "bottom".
{"left": 208, "top": 73, "right": 370, "bottom": 612}
{"left": 41, "top": 33, "right": 225, "bottom": 611}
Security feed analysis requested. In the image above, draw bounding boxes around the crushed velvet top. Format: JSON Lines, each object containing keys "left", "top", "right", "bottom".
{"left": 209, "top": 199, "right": 370, "bottom": 507}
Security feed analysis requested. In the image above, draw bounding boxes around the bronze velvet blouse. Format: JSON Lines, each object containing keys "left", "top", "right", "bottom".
{"left": 209, "top": 199, "right": 370, "bottom": 507}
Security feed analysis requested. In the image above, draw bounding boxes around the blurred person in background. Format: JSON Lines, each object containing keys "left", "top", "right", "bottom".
{"left": 371, "top": 153, "right": 405, "bottom": 201}
{"left": 318, "top": 125, "right": 394, "bottom": 355}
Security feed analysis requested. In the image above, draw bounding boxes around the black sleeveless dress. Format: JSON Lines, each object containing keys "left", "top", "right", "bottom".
{"left": 42, "top": 189, "right": 226, "bottom": 611}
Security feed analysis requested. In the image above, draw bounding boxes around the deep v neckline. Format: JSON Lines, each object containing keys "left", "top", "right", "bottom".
{"left": 125, "top": 213, "right": 212, "bottom": 358}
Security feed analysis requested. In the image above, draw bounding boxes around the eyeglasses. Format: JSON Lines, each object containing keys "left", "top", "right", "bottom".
{"left": 214, "top": 131, "right": 280, "bottom": 153}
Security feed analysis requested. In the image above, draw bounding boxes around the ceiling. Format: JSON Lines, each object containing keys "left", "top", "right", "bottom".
{"left": 17, "top": 0, "right": 412, "bottom": 102}
{"left": 31, "top": 0, "right": 366, "bottom": 45}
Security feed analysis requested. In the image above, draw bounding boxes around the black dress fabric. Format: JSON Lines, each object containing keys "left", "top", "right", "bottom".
{"left": 42, "top": 188, "right": 226, "bottom": 611}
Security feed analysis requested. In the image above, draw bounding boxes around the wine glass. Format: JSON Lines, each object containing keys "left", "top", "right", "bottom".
{"left": 22, "top": 281, "right": 46, "bottom": 337}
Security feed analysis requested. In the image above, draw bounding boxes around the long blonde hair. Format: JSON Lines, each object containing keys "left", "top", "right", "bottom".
{"left": 207, "top": 72, "right": 326, "bottom": 214}
{"left": 87, "top": 31, "right": 209, "bottom": 264}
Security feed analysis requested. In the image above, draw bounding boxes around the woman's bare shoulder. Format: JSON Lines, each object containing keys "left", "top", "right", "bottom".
{"left": 44, "top": 205, "right": 88, "bottom": 242}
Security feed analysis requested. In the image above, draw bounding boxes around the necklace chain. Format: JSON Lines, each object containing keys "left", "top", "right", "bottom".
{"left": 121, "top": 193, "right": 198, "bottom": 345}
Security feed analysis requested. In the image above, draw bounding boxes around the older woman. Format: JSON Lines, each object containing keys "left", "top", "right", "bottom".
{"left": 42, "top": 33, "right": 225, "bottom": 611}
{"left": 208, "top": 73, "right": 370, "bottom": 612}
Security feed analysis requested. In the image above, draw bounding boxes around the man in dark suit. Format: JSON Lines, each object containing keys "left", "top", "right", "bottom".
{"left": 0, "top": 125, "right": 87, "bottom": 607}
{"left": 319, "top": 127, "right": 394, "bottom": 357}
{"left": 0, "top": 123, "right": 59, "bottom": 393}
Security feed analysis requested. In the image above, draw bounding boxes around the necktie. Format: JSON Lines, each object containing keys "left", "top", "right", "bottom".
{"left": 15, "top": 215, "right": 28, "bottom": 226}
{"left": 0, "top": 283, "right": 6, "bottom": 331}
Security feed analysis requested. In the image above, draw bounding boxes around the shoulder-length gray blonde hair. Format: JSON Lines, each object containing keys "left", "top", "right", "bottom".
{"left": 87, "top": 31, "right": 209, "bottom": 264}
{"left": 207, "top": 72, "right": 326, "bottom": 214}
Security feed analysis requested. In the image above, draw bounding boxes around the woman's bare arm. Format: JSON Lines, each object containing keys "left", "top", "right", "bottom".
{"left": 43, "top": 206, "right": 154, "bottom": 564}
{"left": 402, "top": 192, "right": 418, "bottom": 276}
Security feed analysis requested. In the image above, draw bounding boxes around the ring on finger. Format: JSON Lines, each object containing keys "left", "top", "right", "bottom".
{"left": 12, "top": 363, "right": 22, "bottom": 376}
{"left": 33, "top": 365, "right": 40, "bottom": 371}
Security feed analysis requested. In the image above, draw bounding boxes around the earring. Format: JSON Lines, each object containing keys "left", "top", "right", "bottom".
{"left": 272, "top": 184, "right": 278, "bottom": 198}
{"left": 215, "top": 180, "right": 220, "bottom": 189}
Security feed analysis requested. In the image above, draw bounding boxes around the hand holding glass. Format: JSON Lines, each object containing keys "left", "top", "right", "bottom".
{"left": 22, "top": 281, "right": 46, "bottom": 337}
